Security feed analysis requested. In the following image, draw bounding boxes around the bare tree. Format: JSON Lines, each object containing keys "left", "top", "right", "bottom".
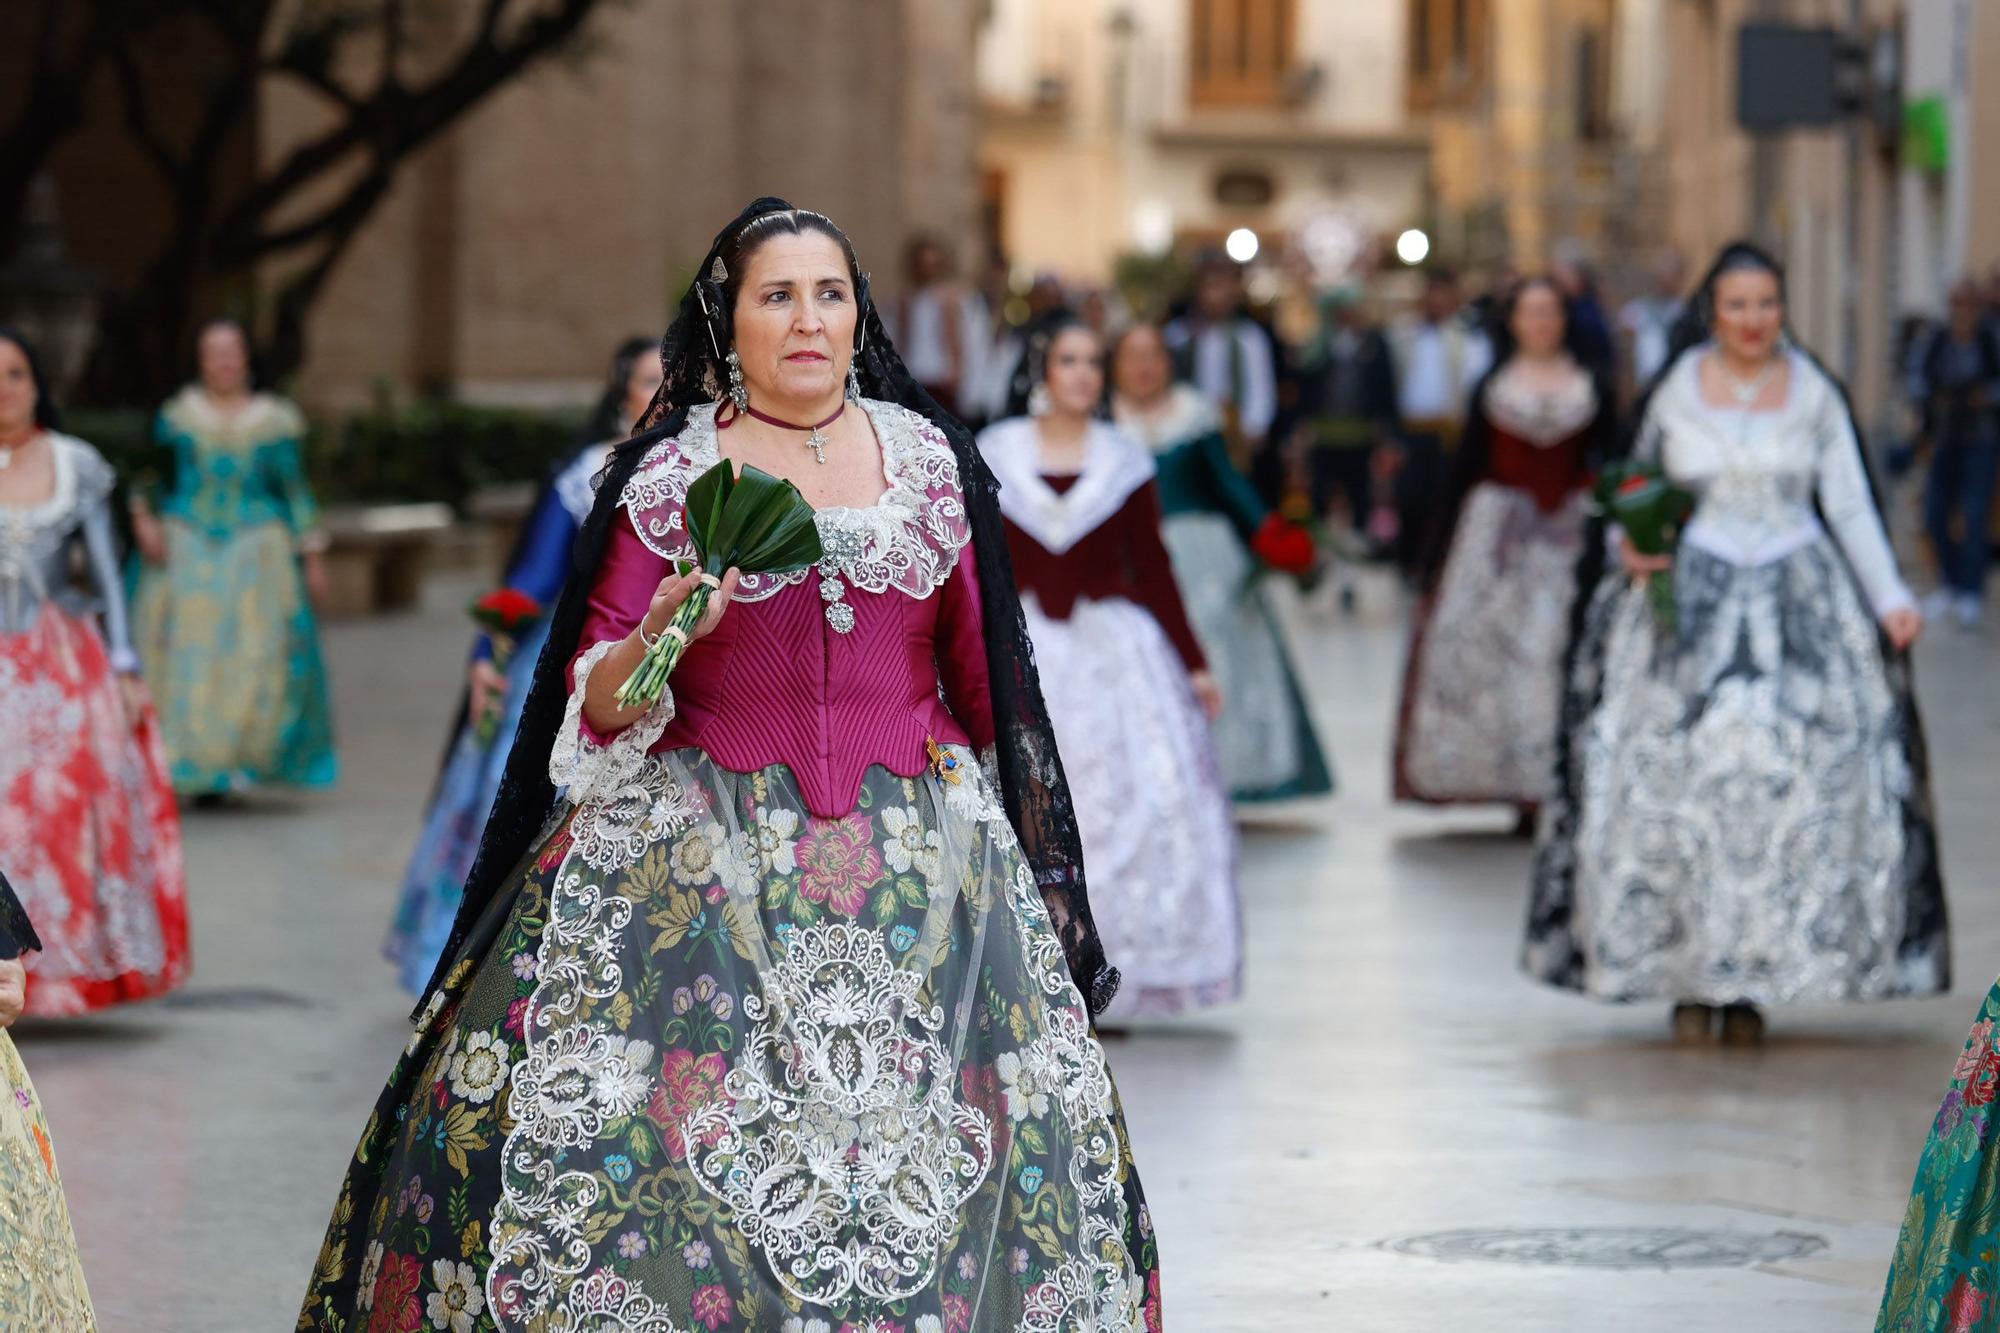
{"left": 1, "top": 0, "right": 609, "bottom": 400}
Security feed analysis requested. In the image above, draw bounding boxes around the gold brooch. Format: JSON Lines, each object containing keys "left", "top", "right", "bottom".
{"left": 927, "top": 737, "right": 965, "bottom": 785}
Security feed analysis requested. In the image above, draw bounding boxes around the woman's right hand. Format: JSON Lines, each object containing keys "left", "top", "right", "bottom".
{"left": 0, "top": 959, "right": 25, "bottom": 1028}
{"left": 468, "top": 659, "right": 509, "bottom": 720}
{"left": 637, "top": 566, "right": 741, "bottom": 647}
{"left": 1618, "top": 533, "right": 1672, "bottom": 579}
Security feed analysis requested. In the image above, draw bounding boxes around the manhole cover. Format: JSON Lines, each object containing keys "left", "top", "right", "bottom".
{"left": 1384, "top": 1226, "right": 1827, "bottom": 1270}
{"left": 158, "top": 985, "right": 314, "bottom": 1012}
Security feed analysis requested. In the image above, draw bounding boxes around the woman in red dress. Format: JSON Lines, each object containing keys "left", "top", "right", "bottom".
{"left": 1392, "top": 278, "right": 1616, "bottom": 825}
{"left": 0, "top": 327, "right": 189, "bottom": 1014}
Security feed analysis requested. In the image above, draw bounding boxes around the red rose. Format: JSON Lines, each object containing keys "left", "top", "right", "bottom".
{"left": 1251, "top": 514, "right": 1317, "bottom": 575}
{"left": 470, "top": 587, "right": 545, "bottom": 635}
{"left": 1617, "top": 475, "right": 1651, "bottom": 496}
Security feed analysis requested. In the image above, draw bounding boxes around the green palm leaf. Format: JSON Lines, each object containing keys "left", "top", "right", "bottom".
{"left": 614, "top": 460, "right": 824, "bottom": 709}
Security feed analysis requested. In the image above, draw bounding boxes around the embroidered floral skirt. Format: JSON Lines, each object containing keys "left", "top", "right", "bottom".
{"left": 1878, "top": 976, "right": 2000, "bottom": 1332}
{"left": 0, "top": 1030, "right": 96, "bottom": 1329}
{"left": 0, "top": 607, "right": 189, "bottom": 1015}
{"left": 1160, "top": 513, "right": 1332, "bottom": 804}
{"left": 131, "top": 520, "right": 337, "bottom": 793}
{"left": 300, "top": 749, "right": 1161, "bottom": 1332}
{"left": 1525, "top": 539, "right": 1947, "bottom": 1005}
{"left": 386, "top": 621, "right": 553, "bottom": 995}
{"left": 1022, "top": 595, "right": 1241, "bottom": 1021}
{"left": 1393, "top": 483, "right": 1585, "bottom": 806}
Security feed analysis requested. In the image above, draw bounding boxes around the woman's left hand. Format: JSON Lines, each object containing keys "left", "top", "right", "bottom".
{"left": 302, "top": 550, "right": 330, "bottom": 609}
{"left": 118, "top": 674, "right": 152, "bottom": 732}
{"left": 0, "top": 959, "right": 24, "bottom": 1028}
{"left": 1882, "top": 605, "right": 1923, "bottom": 651}
{"left": 1190, "top": 670, "right": 1225, "bottom": 721}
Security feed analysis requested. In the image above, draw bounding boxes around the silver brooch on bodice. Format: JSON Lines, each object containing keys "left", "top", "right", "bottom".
{"left": 816, "top": 522, "right": 865, "bottom": 634}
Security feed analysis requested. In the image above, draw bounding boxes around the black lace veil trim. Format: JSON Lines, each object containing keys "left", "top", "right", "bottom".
{"left": 418, "top": 199, "right": 1118, "bottom": 1016}
{"left": 0, "top": 869, "right": 39, "bottom": 961}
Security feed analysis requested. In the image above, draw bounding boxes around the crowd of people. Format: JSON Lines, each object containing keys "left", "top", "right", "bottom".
{"left": 0, "top": 197, "right": 1994, "bottom": 1330}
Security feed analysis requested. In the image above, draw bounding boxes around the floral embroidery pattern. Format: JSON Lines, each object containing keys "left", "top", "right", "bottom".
{"left": 297, "top": 748, "right": 1153, "bottom": 1332}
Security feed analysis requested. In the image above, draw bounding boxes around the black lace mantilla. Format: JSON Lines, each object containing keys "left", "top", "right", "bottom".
{"left": 0, "top": 869, "right": 40, "bottom": 960}
{"left": 420, "top": 198, "right": 1118, "bottom": 1016}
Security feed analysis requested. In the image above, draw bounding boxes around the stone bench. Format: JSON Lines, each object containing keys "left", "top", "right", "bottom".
{"left": 319, "top": 502, "right": 455, "bottom": 617}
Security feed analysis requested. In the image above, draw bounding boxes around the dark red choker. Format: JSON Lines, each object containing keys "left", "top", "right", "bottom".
{"left": 718, "top": 400, "right": 846, "bottom": 464}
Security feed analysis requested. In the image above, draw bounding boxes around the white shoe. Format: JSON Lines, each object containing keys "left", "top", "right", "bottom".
{"left": 1924, "top": 589, "right": 1956, "bottom": 620}
{"left": 1957, "top": 595, "right": 1984, "bottom": 630}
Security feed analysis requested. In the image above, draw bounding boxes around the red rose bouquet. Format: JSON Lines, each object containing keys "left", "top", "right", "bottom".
{"left": 468, "top": 588, "right": 545, "bottom": 745}
{"left": 1250, "top": 512, "right": 1318, "bottom": 577}
{"left": 1595, "top": 460, "right": 1696, "bottom": 631}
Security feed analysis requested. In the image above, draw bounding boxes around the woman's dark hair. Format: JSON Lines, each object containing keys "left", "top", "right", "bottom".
{"left": 1001, "top": 309, "right": 1093, "bottom": 419}
{"left": 0, "top": 325, "right": 61, "bottom": 430}
{"left": 425, "top": 197, "right": 1121, "bottom": 1017}
{"left": 582, "top": 335, "right": 659, "bottom": 444}
{"left": 1488, "top": 275, "right": 1589, "bottom": 367}
{"left": 193, "top": 317, "right": 265, "bottom": 392}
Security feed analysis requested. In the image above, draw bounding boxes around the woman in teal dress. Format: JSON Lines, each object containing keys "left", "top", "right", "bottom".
{"left": 130, "top": 319, "right": 337, "bottom": 795}
{"left": 1109, "top": 322, "right": 1332, "bottom": 803}
{"left": 1879, "top": 979, "right": 2000, "bottom": 1331}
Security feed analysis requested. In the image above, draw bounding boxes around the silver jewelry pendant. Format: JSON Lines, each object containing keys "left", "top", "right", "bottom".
{"left": 806, "top": 430, "right": 829, "bottom": 465}
{"left": 846, "top": 360, "right": 861, "bottom": 402}
{"left": 726, "top": 350, "right": 750, "bottom": 412}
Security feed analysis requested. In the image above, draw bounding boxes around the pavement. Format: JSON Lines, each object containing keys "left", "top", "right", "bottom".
{"left": 18, "top": 566, "right": 1999, "bottom": 1331}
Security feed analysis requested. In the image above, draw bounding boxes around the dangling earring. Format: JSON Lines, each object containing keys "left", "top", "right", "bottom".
{"left": 846, "top": 359, "right": 862, "bottom": 402}
{"left": 726, "top": 350, "right": 750, "bottom": 412}
{"left": 1027, "top": 383, "right": 1052, "bottom": 417}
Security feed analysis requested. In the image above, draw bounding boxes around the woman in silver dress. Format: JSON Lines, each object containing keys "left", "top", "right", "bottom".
{"left": 1524, "top": 243, "right": 1945, "bottom": 1045}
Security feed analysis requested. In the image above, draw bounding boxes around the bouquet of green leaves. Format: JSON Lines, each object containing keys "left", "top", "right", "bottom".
{"left": 1595, "top": 459, "right": 1696, "bottom": 632}
{"left": 614, "top": 460, "right": 823, "bottom": 710}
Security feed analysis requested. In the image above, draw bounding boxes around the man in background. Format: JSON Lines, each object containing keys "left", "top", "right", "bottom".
{"left": 1388, "top": 267, "right": 1491, "bottom": 577}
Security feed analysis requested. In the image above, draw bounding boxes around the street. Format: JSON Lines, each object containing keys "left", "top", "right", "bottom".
{"left": 22, "top": 567, "right": 1998, "bottom": 1332}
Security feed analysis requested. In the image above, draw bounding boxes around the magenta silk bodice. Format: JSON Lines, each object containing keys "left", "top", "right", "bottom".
{"left": 570, "top": 400, "right": 995, "bottom": 818}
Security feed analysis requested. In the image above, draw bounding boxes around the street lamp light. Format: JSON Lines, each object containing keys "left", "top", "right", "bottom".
{"left": 1225, "top": 227, "right": 1260, "bottom": 263}
{"left": 1396, "top": 228, "right": 1431, "bottom": 266}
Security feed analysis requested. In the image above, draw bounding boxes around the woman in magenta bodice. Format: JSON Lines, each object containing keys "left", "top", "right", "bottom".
{"left": 299, "top": 200, "right": 1161, "bottom": 1333}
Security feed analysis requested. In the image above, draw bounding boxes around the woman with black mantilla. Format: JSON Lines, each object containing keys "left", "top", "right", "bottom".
{"left": 299, "top": 200, "right": 1160, "bottom": 1332}
{"left": 1525, "top": 243, "right": 1944, "bottom": 1047}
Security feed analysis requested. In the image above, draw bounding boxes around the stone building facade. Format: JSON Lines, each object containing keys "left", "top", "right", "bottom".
{"left": 976, "top": 0, "right": 1430, "bottom": 283}
{"left": 269, "top": 0, "right": 981, "bottom": 410}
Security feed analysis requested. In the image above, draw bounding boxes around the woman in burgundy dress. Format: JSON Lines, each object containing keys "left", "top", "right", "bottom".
{"left": 1392, "top": 277, "right": 1616, "bottom": 822}
{"left": 979, "top": 316, "right": 1240, "bottom": 1021}
{"left": 300, "top": 203, "right": 1159, "bottom": 1332}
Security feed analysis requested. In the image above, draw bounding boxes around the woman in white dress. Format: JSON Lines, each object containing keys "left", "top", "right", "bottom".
{"left": 980, "top": 316, "right": 1241, "bottom": 1020}
{"left": 1525, "top": 243, "right": 1945, "bottom": 1045}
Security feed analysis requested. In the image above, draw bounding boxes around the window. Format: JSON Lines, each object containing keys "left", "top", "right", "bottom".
{"left": 1189, "top": 0, "right": 1297, "bottom": 107}
{"left": 1575, "top": 29, "right": 1611, "bottom": 141}
{"left": 1407, "top": 0, "right": 1491, "bottom": 111}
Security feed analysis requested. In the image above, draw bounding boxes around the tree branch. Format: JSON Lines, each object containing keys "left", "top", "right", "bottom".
{"left": 108, "top": 42, "right": 186, "bottom": 186}
{"left": 212, "top": 0, "right": 602, "bottom": 265}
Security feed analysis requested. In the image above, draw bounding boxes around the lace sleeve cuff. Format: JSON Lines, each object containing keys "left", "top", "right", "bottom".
{"left": 549, "top": 640, "right": 675, "bottom": 803}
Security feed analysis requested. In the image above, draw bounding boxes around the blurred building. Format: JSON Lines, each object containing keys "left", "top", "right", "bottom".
{"left": 275, "top": 0, "right": 979, "bottom": 410}
{"left": 975, "top": 1, "right": 1431, "bottom": 283}
{"left": 1618, "top": 0, "right": 2000, "bottom": 421}
{"left": 0, "top": 0, "right": 981, "bottom": 412}
{"left": 1421, "top": 0, "right": 1634, "bottom": 272}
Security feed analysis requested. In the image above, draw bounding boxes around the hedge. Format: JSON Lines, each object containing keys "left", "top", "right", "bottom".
{"left": 61, "top": 398, "right": 588, "bottom": 513}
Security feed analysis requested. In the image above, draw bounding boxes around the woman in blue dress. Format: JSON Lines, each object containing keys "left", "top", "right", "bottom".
{"left": 383, "top": 337, "right": 661, "bottom": 992}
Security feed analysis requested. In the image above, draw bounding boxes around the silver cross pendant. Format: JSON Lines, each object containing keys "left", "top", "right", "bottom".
{"left": 806, "top": 430, "right": 829, "bottom": 465}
